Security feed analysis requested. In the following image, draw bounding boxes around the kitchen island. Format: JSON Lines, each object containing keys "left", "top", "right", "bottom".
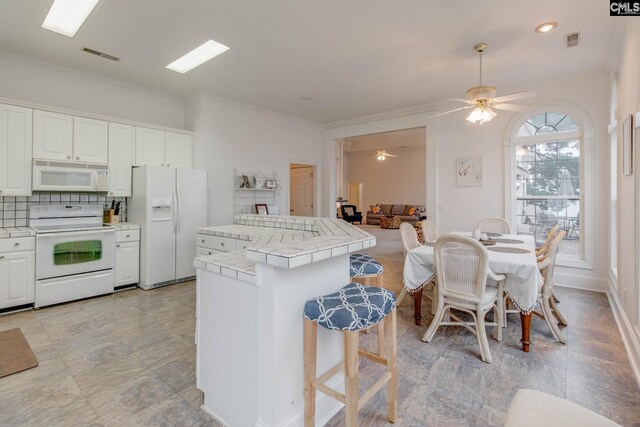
{"left": 194, "top": 214, "right": 376, "bottom": 427}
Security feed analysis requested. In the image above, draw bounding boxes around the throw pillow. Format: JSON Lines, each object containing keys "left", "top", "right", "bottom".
{"left": 407, "top": 207, "right": 416, "bottom": 216}
{"left": 379, "top": 204, "right": 393, "bottom": 214}
{"left": 370, "top": 206, "right": 381, "bottom": 214}
{"left": 391, "top": 204, "right": 405, "bottom": 215}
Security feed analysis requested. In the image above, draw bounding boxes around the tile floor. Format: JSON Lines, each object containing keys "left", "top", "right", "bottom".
{"left": 0, "top": 224, "right": 639, "bottom": 426}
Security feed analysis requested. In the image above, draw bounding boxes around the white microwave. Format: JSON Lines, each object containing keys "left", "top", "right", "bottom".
{"left": 32, "top": 160, "right": 109, "bottom": 192}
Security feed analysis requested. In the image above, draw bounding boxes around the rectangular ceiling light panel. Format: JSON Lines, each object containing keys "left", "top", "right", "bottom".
{"left": 166, "top": 40, "right": 230, "bottom": 73}
{"left": 42, "top": 0, "right": 100, "bottom": 37}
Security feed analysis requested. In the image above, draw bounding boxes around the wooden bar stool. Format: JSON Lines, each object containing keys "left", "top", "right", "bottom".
{"left": 303, "top": 282, "right": 398, "bottom": 427}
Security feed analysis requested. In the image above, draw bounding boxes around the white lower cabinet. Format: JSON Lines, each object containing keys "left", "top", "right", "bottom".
{"left": 0, "top": 239, "right": 35, "bottom": 309}
{"left": 196, "top": 234, "right": 252, "bottom": 256}
{"left": 115, "top": 231, "right": 140, "bottom": 288}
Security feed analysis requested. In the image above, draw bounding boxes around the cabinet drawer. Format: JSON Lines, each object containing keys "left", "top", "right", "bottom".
{"left": 0, "top": 237, "right": 35, "bottom": 254}
{"left": 197, "top": 247, "right": 218, "bottom": 257}
{"left": 197, "top": 235, "right": 234, "bottom": 252}
{"left": 116, "top": 230, "right": 140, "bottom": 243}
{"left": 235, "top": 240, "right": 251, "bottom": 251}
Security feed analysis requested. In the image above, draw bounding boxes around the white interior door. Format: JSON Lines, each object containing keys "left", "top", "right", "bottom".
{"left": 348, "top": 181, "right": 363, "bottom": 212}
{"left": 290, "top": 166, "right": 315, "bottom": 216}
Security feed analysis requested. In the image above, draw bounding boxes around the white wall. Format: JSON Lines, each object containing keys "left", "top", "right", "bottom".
{"left": 187, "top": 93, "right": 324, "bottom": 225}
{"left": 609, "top": 20, "right": 640, "bottom": 373}
{"left": 0, "top": 52, "right": 185, "bottom": 129}
{"left": 346, "top": 145, "right": 426, "bottom": 212}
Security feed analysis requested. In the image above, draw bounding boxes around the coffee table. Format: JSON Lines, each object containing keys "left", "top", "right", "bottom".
{"left": 380, "top": 215, "right": 401, "bottom": 229}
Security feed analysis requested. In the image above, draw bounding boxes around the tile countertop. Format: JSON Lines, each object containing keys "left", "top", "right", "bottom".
{"left": 106, "top": 222, "right": 141, "bottom": 231}
{"left": 0, "top": 226, "right": 36, "bottom": 239}
{"left": 194, "top": 215, "right": 376, "bottom": 284}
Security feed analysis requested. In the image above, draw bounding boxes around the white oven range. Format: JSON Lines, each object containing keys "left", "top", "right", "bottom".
{"left": 29, "top": 204, "right": 115, "bottom": 308}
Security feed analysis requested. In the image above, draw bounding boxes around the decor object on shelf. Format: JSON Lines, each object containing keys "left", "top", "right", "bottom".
{"left": 340, "top": 205, "right": 362, "bottom": 224}
{"left": 254, "top": 177, "right": 265, "bottom": 189}
{"left": 255, "top": 203, "right": 268, "bottom": 215}
{"left": 265, "top": 179, "right": 277, "bottom": 189}
{"left": 457, "top": 156, "right": 483, "bottom": 187}
{"left": 623, "top": 114, "right": 633, "bottom": 176}
{"left": 241, "top": 175, "right": 252, "bottom": 188}
{"left": 425, "top": 43, "right": 535, "bottom": 124}
{"left": 366, "top": 203, "right": 424, "bottom": 225}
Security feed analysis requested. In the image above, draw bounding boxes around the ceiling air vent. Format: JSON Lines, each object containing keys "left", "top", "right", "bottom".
{"left": 82, "top": 47, "right": 119, "bottom": 61}
{"left": 565, "top": 33, "right": 580, "bottom": 48}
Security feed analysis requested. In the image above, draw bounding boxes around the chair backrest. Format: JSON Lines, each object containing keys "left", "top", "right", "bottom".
{"left": 538, "top": 224, "right": 560, "bottom": 255}
{"left": 340, "top": 205, "right": 357, "bottom": 217}
{"left": 420, "top": 219, "right": 437, "bottom": 243}
{"left": 434, "top": 235, "right": 491, "bottom": 303}
{"left": 539, "top": 230, "right": 566, "bottom": 297}
{"left": 477, "top": 218, "right": 512, "bottom": 234}
{"left": 400, "top": 222, "right": 420, "bottom": 257}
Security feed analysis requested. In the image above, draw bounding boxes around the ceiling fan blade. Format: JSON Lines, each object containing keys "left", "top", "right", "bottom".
{"left": 492, "top": 90, "right": 537, "bottom": 103}
{"left": 447, "top": 98, "right": 475, "bottom": 104}
{"left": 386, "top": 154, "right": 398, "bottom": 157}
{"left": 426, "top": 106, "right": 473, "bottom": 120}
{"left": 494, "top": 103, "right": 531, "bottom": 112}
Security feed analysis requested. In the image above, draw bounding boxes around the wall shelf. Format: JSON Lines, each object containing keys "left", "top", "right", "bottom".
{"left": 233, "top": 168, "right": 283, "bottom": 215}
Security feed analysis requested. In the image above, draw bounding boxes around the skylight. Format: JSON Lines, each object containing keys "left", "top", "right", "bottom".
{"left": 166, "top": 40, "right": 230, "bottom": 74}
{"left": 41, "top": 0, "right": 100, "bottom": 37}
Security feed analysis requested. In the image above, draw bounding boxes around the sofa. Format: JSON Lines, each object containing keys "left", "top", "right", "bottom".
{"left": 366, "top": 203, "right": 425, "bottom": 225}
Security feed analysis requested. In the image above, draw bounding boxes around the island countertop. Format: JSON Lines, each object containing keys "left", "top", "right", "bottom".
{"left": 194, "top": 214, "right": 375, "bottom": 284}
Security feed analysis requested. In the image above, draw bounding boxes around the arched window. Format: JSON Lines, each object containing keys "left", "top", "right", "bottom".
{"left": 513, "top": 111, "right": 583, "bottom": 260}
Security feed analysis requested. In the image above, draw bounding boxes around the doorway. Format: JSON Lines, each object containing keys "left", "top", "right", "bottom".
{"left": 290, "top": 163, "right": 316, "bottom": 216}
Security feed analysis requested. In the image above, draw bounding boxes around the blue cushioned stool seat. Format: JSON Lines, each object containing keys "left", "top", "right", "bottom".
{"left": 304, "top": 283, "right": 396, "bottom": 331}
{"left": 349, "top": 253, "right": 384, "bottom": 277}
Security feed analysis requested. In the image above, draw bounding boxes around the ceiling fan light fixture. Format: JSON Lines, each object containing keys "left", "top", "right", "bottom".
{"left": 535, "top": 22, "right": 558, "bottom": 33}
{"left": 377, "top": 154, "right": 386, "bottom": 161}
{"left": 466, "top": 106, "right": 497, "bottom": 125}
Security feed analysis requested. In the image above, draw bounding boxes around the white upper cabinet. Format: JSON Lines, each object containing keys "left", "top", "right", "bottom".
{"left": 108, "top": 123, "right": 135, "bottom": 197}
{"left": 165, "top": 132, "right": 192, "bottom": 169}
{"left": 33, "top": 110, "right": 73, "bottom": 161}
{"left": 0, "top": 104, "right": 32, "bottom": 196}
{"left": 135, "top": 127, "right": 165, "bottom": 167}
{"left": 74, "top": 117, "right": 108, "bottom": 163}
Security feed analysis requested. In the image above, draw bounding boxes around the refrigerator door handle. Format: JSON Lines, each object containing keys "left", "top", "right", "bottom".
{"left": 172, "top": 185, "right": 178, "bottom": 234}
{"left": 176, "top": 183, "right": 181, "bottom": 234}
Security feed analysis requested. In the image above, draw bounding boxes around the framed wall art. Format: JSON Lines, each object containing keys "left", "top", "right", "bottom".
{"left": 456, "top": 156, "right": 483, "bottom": 187}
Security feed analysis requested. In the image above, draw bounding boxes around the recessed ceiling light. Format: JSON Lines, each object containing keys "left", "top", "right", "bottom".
{"left": 535, "top": 22, "right": 558, "bottom": 33}
{"left": 166, "top": 40, "right": 230, "bottom": 74}
{"left": 41, "top": 0, "right": 100, "bottom": 37}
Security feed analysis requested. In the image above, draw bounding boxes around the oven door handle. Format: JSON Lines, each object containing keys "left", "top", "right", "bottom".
{"left": 36, "top": 229, "right": 115, "bottom": 239}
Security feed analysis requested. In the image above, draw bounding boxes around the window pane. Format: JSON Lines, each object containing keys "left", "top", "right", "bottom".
{"left": 516, "top": 112, "right": 579, "bottom": 136}
{"left": 515, "top": 198, "right": 580, "bottom": 256}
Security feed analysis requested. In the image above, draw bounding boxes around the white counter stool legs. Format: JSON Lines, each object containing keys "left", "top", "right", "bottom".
{"left": 303, "top": 283, "right": 398, "bottom": 427}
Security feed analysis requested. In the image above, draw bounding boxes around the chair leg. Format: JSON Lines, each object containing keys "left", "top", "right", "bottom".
{"left": 304, "top": 319, "right": 317, "bottom": 427}
{"left": 550, "top": 296, "right": 568, "bottom": 326}
{"left": 384, "top": 309, "right": 398, "bottom": 423}
{"left": 542, "top": 297, "right": 566, "bottom": 344}
{"left": 431, "top": 280, "right": 438, "bottom": 316}
{"left": 396, "top": 288, "right": 407, "bottom": 305}
{"left": 493, "top": 285, "right": 504, "bottom": 342}
{"left": 422, "top": 299, "right": 445, "bottom": 342}
{"left": 413, "top": 288, "right": 423, "bottom": 326}
{"left": 377, "top": 318, "right": 386, "bottom": 357}
{"left": 376, "top": 273, "right": 384, "bottom": 289}
{"left": 344, "top": 331, "right": 359, "bottom": 427}
{"left": 476, "top": 308, "right": 492, "bottom": 364}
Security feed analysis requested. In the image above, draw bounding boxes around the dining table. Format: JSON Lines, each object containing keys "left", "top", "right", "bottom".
{"left": 403, "top": 231, "right": 543, "bottom": 352}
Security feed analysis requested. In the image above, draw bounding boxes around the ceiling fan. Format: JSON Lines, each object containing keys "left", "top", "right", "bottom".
{"left": 429, "top": 43, "right": 537, "bottom": 124}
{"left": 372, "top": 150, "right": 397, "bottom": 161}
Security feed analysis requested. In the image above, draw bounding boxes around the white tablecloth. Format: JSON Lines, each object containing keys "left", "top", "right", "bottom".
{"left": 403, "top": 233, "right": 542, "bottom": 312}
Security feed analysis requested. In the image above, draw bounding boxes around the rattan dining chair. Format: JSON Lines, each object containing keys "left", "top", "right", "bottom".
{"left": 399, "top": 222, "right": 434, "bottom": 317}
{"left": 422, "top": 235, "right": 505, "bottom": 363}
{"left": 535, "top": 224, "right": 560, "bottom": 259}
{"left": 420, "top": 219, "right": 438, "bottom": 243}
{"left": 535, "top": 230, "right": 568, "bottom": 343}
{"left": 477, "top": 218, "right": 513, "bottom": 234}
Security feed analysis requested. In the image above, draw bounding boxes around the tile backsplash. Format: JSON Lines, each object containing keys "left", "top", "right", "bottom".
{"left": 0, "top": 194, "right": 127, "bottom": 228}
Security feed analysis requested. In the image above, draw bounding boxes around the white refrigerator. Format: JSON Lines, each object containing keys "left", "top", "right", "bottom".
{"left": 129, "top": 166, "right": 207, "bottom": 290}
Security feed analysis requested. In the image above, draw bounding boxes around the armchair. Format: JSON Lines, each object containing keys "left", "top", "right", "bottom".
{"left": 340, "top": 205, "right": 363, "bottom": 224}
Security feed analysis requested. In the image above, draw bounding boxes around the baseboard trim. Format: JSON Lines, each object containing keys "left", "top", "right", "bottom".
{"left": 200, "top": 404, "right": 231, "bottom": 427}
{"left": 607, "top": 281, "right": 640, "bottom": 389}
{"left": 555, "top": 273, "right": 608, "bottom": 292}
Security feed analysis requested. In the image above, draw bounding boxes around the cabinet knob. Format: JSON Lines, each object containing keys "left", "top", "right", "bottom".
{"left": 208, "top": 251, "right": 212, "bottom": 255}
{"left": 67, "top": 156, "right": 71, "bottom": 159}
{"left": 0, "top": 256, "right": 4, "bottom": 261}
{"left": 76, "top": 157, "right": 79, "bottom": 160}
{"left": 14, "top": 243, "right": 19, "bottom": 247}
{"left": 161, "top": 164, "right": 164, "bottom": 167}
{"left": 221, "top": 242, "right": 224, "bottom": 246}
{"left": 201, "top": 239, "right": 205, "bottom": 243}
{"left": 167, "top": 164, "right": 170, "bottom": 167}
{"left": 116, "top": 244, "right": 120, "bottom": 248}
{"left": 126, "top": 234, "right": 130, "bottom": 238}
{"left": 0, "top": 190, "right": 3, "bottom": 194}
{"left": 109, "top": 192, "right": 114, "bottom": 195}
